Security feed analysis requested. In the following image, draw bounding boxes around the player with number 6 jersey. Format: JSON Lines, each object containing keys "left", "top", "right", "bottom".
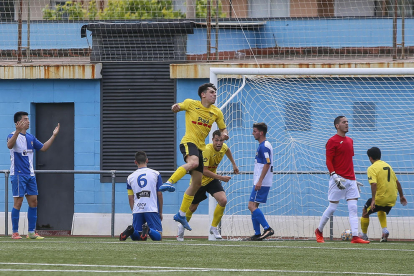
{"left": 119, "top": 151, "right": 163, "bottom": 241}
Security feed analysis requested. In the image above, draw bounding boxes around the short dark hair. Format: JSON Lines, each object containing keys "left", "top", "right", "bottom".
{"left": 135, "top": 151, "right": 147, "bottom": 164}
{"left": 212, "top": 129, "right": 221, "bottom": 138}
{"left": 367, "top": 147, "right": 381, "bottom": 160}
{"left": 334, "top": 116, "right": 345, "bottom": 129}
{"left": 253, "top": 122, "right": 268, "bottom": 136}
{"left": 198, "top": 83, "right": 216, "bottom": 99}
{"left": 14, "top": 111, "right": 28, "bottom": 123}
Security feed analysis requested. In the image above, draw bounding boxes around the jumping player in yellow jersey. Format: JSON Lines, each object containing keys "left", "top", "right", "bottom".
{"left": 359, "top": 147, "right": 407, "bottom": 242}
{"left": 159, "top": 83, "right": 228, "bottom": 231}
{"left": 177, "top": 130, "right": 239, "bottom": 241}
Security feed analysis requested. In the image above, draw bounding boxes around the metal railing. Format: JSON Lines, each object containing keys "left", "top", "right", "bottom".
{"left": 1, "top": 169, "right": 174, "bottom": 237}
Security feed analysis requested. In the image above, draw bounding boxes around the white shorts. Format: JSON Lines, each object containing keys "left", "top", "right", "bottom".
{"left": 327, "top": 175, "right": 360, "bottom": 202}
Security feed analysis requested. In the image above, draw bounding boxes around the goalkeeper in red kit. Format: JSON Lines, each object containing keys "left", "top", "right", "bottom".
{"left": 314, "top": 116, "right": 369, "bottom": 244}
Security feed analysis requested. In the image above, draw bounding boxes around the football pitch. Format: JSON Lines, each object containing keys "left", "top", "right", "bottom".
{"left": 0, "top": 236, "right": 413, "bottom": 276}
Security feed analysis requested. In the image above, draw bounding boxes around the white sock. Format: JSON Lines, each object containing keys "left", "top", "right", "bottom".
{"left": 318, "top": 202, "right": 338, "bottom": 232}
{"left": 347, "top": 199, "right": 358, "bottom": 236}
{"left": 179, "top": 210, "right": 186, "bottom": 217}
{"left": 382, "top": 227, "right": 389, "bottom": 234}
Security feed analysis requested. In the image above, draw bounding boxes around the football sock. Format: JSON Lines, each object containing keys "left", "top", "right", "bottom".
{"left": 149, "top": 228, "right": 162, "bottom": 241}
{"left": 347, "top": 200, "right": 358, "bottom": 236}
{"left": 318, "top": 202, "right": 338, "bottom": 232}
{"left": 179, "top": 193, "right": 194, "bottom": 216}
{"left": 186, "top": 209, "right": 193, "bottom": 222}
{"left": 168, "top": 167, "right": 187, "bottom": 184}
{"left": 130, "top": 231, "right": 141, "bottom": 241}
{"left": 11, "top": 208, "right": 20, "bottom": 233}
{"left": 382, "top": 227, "right": 389, "bottom": 234}
{"left": 360, "top": 217, "right": 370, "bottom": 234}
{"left": 252, "top": 208, "right": 270, "bottom": 230}
{"left": 212, "top": 204, "right": 225, "bottom": 228}
{"left": 377, "top": 211, "right": 387, "bottom": 228}
{"left": 251, "top": 213, "right": 261, "bottom": 235}
{"left": 28, "top": 206, "right": 37, "bottom": 232}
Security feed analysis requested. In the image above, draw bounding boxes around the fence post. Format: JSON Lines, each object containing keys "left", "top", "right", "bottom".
{"left": 111, "top": 170, "right": 116, "bottom": 238}
{"left": 4, "top": 171, "right": 9, "bottom": 236}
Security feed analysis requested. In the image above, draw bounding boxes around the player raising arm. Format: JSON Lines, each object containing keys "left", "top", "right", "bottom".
{"left": 159, "top": 83, "right": 228, "bottom": 231}
{"left": 359, "top": 147, "right": 407, "bottom": 242}
{"left": 177, "top": 130, "right": 239, "bottom": 241}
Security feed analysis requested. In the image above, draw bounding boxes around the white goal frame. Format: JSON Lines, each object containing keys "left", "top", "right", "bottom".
{"left": 208, "top": 67, "right": 414, "bottom": 241}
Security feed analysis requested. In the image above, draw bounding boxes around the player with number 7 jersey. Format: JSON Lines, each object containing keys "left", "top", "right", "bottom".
{"left": 119, "top": 151, "right": 163, "bottom": 241}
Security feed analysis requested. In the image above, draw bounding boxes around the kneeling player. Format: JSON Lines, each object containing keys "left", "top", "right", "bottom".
{"left": 359, "top": 147, "right": 407, "bottom": 242}
{"left": 120, "top": 151, "right": 163, "bottom": 241}
{"left": 177, "top": 130, "right": 239, "bottom": 241}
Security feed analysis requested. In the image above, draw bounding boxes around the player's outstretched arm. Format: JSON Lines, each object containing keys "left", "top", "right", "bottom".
{"left": 40, "top": 123, "right": 60, "bottom": 152}
{"left": 171, "top": 103, "right": 181, "bottom": 113}
{"left": 225, "top": 148, "right": 239, "bottom": 174}
{"left": 203, "top": 167, "right": 231, "bottom": 182}
{"left": 220, "top": 128, "right": 229, "bottom": 141}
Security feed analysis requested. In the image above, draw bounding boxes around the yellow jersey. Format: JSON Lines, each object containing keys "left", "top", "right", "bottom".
{"left": 201, "top": 143, "right": 229, "bottom": 186}
{"left": 367, "top": 160, "right": 398, "bottom": 207}
{"left": 179, "top": 99, "right": 226, "bottom": 151}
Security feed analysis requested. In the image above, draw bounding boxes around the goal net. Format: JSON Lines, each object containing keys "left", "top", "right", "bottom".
{"left": 210, "top": 68, "right": 414, "bottom": 241}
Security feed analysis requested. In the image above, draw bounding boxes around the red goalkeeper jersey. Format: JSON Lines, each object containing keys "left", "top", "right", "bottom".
{"left": 325, "top": 134, "right": 355, "bottom": 180}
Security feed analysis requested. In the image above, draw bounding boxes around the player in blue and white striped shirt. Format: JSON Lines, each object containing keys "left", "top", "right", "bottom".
{"left": 7, "top": 111, "right": 60, "bottom": 240}
{"left": 246, "top": 122, "right": 274, "bottom": 241}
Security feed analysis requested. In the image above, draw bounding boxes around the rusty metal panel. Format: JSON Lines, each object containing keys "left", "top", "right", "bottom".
{"left": 0, "top": 64, "right": 102, "bottom": 79}
{"left": 170, "top": 62, "right": 414, "bottom": 79}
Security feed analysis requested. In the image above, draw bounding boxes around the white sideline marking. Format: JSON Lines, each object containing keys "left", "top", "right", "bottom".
{"left": 1, "top": 239, "right": 414, "bottom": 252}
{"left": 0, "top": 263, "right": 413, "bottom": 275}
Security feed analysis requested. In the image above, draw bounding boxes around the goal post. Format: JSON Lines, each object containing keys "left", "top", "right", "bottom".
{"left": 209, "top": 67, "right": 414, "bottom": 241}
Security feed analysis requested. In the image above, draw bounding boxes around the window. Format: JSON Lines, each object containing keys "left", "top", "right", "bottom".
{"left": 249, "top": 0, "right": 289, "bottom": 18}
{"left": 374, "top": 0, "right": 414, "bottom": 17}
{"left": 353, "top": 102, "right": 376, "bottom": 130}
{"left": 284, "top": 101, "right": 311, "bottom": 131}
{"left": 0, "top": 0, "right": 14, "bottom": 21}
{"left": 222, "top": 102, "right": 243, "bottom": 129}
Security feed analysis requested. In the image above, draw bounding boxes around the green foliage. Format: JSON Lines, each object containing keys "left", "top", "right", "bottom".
{"left": 43, "top": 0, "right": 186, "bottom": 20}
{"left": 42, "top": 0, "right": 227, "bottom": 20}
{"left": 196, "top": 0, "right": 227, "bottom": 18}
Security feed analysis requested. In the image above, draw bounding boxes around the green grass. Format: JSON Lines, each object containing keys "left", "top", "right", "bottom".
{"left": 0, "top": 236, "right": 413, "bottom": 275}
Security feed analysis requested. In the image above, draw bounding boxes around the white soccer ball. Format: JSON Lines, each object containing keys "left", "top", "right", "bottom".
{"left": 341, "top": 229, "right": 352, "bottom": 241}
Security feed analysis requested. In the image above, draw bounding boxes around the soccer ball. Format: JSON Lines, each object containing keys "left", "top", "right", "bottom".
{"left": 341, "top": 229, "right": 352, "bottom": 241}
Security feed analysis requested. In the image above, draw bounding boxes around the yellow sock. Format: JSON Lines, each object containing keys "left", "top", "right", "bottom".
{"left": 361, "top": 217, "right": 369, "bottom": 234}
{"left": 168, "top": 166, "right": 187, "bottom": 184}
{"left": 377, "top": 211, "right": 387, "bottom": 228}
{"left": 212, "top": 204, "right": 225, "bottom": 227}
{"left": 179, "top": 193, "right": 194, "bottom": 214}
{"left": 186, "top": 209, "right": 193, "bottom": 222}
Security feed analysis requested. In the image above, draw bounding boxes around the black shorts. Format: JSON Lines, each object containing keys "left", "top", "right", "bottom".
{"left": 179, "top": 142, "right": 203, "bottom": 173}
{"left": 364, "top": 198, "right": 393, "bottom": 215}
{"left": 192, "top": 179, "right": 225, "bottom": 205}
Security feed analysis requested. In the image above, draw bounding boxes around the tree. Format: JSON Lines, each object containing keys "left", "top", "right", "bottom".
{"left": 42, "top": 0, "right": 226, "bottom": 20}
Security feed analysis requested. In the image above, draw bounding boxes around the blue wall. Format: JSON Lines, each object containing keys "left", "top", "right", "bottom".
{"left": 1, "top": 18, "right": 413, "bottom": 52}
{"left": 0, "top": 79, "right": 117, "bottom": 213}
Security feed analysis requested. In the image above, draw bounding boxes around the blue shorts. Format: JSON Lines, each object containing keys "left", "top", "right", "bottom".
{"left": 249, "top": 186, "right": 270, "bottom": 203}
{"left": 133, "top": 212, "right": 162, "bottom": 232}
{"left": 11, "top": 175, "right": 38, "bottom": 197}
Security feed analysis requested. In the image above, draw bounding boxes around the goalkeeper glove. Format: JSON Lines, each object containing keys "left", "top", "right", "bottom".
{"left": 159, "top": 183, "right": 176, "bottom": 192}
{"left": 331, "top": 172, "right": 346, "bottom": 190}
{"left": 356, "top": 181, "right": 363, "bottom": 193}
